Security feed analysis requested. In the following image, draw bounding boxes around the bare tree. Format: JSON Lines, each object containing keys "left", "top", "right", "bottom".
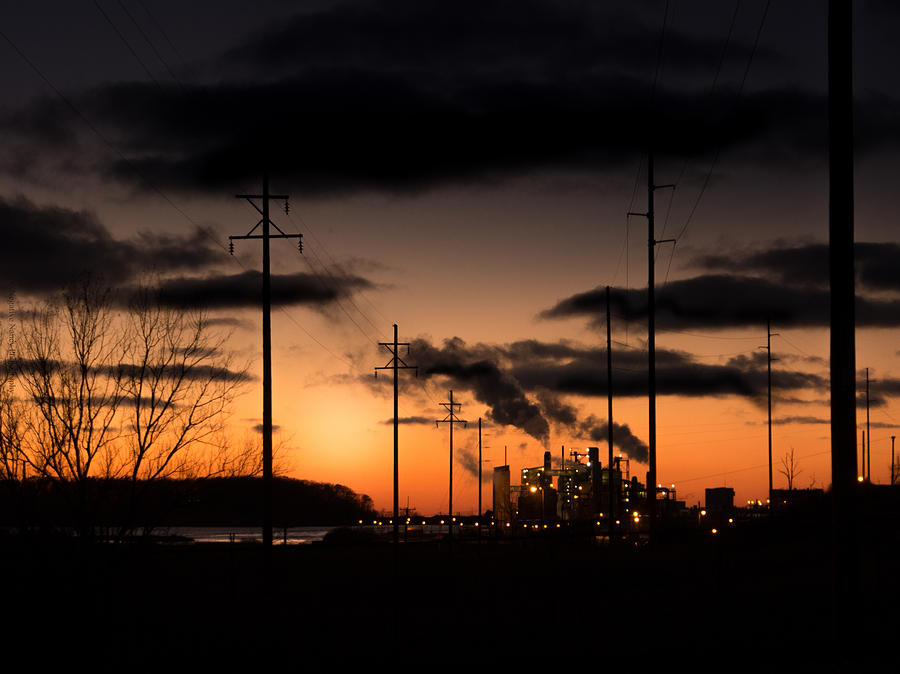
{"left": 119, "top": 286, "right": 246, "bottom": 481}
{"left": 113, "top": 286, "right": 249, "bottom": 535}
{"left": 189, "top": 429, "right": 292, "bottom": 479}
{"left": 14, "top": 278, "right": 250, "bottom": 537}
{"left": 779, "top": 447, "right": 803, "bottom": 491}
{"left": 0, "top": 336, "right": 24, "bottom": 482}
{"left": 17, "top": 279, "right": 124, "bottom": 535}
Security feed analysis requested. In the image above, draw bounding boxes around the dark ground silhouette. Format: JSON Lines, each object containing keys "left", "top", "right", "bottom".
{"left": 2, "top": 506, "right": 897, "bottom": 671}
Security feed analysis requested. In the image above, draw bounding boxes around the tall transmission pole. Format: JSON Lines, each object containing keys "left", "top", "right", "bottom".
{"left": 436, "top": 390, "right": 467, "bottom": 541}
{"left": 761, "top": 320, "right": 779, "bottom": 507}
{"left": 375, "top": 324, "right": 417, "bottom": 548}
{"left": 861, "top": 430, "right": 866, "bottom": 480}
{"left": 628, "top": 151, "right": 673, "bottom": 532}
{"left": 606, "top": 285, "right": 615, "bottom": 541}
{"left": 866, "top": 368, "right": 871, "bottom": 482}
{"left": 828, "top": 0, "right": 858, "bottom": 646}
{"left": 478, "top": 418, "right": 483, "bottom": 520}
{"left": 230, "top": 174, "right": 302, "bottom": 551}
{"left": 892, "top": 435, "right": 896, "bottom": 486}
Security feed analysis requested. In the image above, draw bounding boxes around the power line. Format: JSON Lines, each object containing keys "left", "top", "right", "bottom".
{"left": 660, "top": 0, "right": 743, "bottom": 288}
{"left": 288, "top": 209, "right": 393, "bottom": 330}
{"left": 116, "top": 0, "right": 183, "bottom": 87}
{"left": 672, "top": 449, "right": 830, "bottom": 486}
{"left": 93, "top": 0, "right": 163, "bottom": 90}
{"left": 673, "top": 0, "right": 771, "bottom": 245}
{"left": 0, "top": 27, "right": 360, "bottom": 372}
{"left": 134, "top": 0, "right": 189, "bottom": 72}
{"left": 287, "top": 224, "right": 383, "bottom": 343}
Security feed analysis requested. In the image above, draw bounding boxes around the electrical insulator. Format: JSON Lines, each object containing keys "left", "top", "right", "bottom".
{"left": 284, "top": 199, "right": 290, "bottom": 214}
{"left": 229, "top": 240, "right": 234, "bottom": 255}
{"left": 297, "top": 238, "right": 303, "bottom": 253}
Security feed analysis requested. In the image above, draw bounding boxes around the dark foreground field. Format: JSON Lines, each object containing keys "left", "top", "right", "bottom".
{"left": 2, "top": 520, "right": 897, "bottom": 672}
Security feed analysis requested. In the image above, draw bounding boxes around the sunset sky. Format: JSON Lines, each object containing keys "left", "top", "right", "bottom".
{"left": 2, "top": 0, "right": 900, "bottom": 515}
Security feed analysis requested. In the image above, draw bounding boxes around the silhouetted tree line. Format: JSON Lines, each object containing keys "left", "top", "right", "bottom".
{"left": 0, "top": 276, "right": 286, "bottom": 538}
{"left": 0, "top": 476, "right": 376, "bottom": 533}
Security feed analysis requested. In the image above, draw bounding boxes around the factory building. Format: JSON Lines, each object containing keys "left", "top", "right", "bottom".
{"left": 492, "top": 446, "right": 685, "bottom": 531}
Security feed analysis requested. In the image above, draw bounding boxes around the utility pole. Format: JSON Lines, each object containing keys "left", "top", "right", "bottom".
{"left": 628, "top": 151, "right": 674, "bottom": 533}
{"left": 478, "top": 418, "right": 483, "bottom": 520}
{"left": 761, "top": 320, "right": 779, "bottom": 508}
{"left": 829, "top": 0, "right": 858, "bottom": 647}
{"left": 436, "top": 390, "right": 467, "bottom": 541}
{"left": 866, "top": 368, "right": 871, "bottom": 482}
{"left": 891, "top": 436, "right": 896, "bottom": 485}
{"left": 375, "top": 324, "right": 417, "bottom": 548}
{"left": 606, "top": 285, "right": 615, "bottom": 541}
{"left": 861, "top": 430, "right": 866, "bottom": 480}
{"left": 230, "top": 175, "right": 301, "bottom": 552}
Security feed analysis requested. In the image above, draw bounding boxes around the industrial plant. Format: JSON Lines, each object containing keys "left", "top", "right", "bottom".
{"left": 492, "top": 447, "right": 686, "bottom": 533}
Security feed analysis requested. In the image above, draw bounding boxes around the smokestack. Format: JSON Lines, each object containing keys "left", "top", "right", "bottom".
{"left": 492, "top": 466, "right": 511, "bottom": 531}
{"left": 588, "top": 446, "right": 601, "bottom": 512}
{"left": 544, "top": 451, "right": 552, "bottom": 472}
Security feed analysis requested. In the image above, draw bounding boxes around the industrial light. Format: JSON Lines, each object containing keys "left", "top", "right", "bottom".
{"left": 700, "top": 510, "right": 707, "bottom": 516}
{"left": 711, "top": 528, "right": 718, "bottom": 534}
{"left": 530, "top": 486, "right": 537, "bottom": 493}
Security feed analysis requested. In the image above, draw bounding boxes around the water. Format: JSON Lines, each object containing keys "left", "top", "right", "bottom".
{"left": 161, "top": 526, "right": 336, "bottom": 544}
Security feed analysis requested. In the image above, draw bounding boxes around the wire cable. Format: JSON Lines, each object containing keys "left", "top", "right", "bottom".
{"left": 673, "top": 0, "right": 770, "bottom": 245}
{"left": 0, "top": 27, "right": 359, "bottom": 371}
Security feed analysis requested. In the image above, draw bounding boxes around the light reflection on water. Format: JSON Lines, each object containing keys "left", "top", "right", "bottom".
{"left": 163, "top": 526, "right": 335, "bottom": 544}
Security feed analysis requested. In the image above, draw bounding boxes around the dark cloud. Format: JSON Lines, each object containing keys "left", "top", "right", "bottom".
{"left": 535, "top": 390, "right": 579, "bottom": 427}
{"left": 510, "top": 343, "right": 826, "bottom": 401}
{"left": 224, "top": 1, "right": 769, "bottom": 79}
{"left": 203, "top": 316, "right": 255, "bottom": 331}
{"left": 0, "top": 195, "right": 221, "bottom": 293}
{"left": 110, "top": 363, "right": 253, "bottom": 384}
{"left": 253, "top": 424, "right": 282, "bottom": 434}
{"left": 773, "top": 416, "right": 828, "bottom": 425}
{"left": 2, "top": 357, "right": 251, "bottom": 384}
{"left": 542, "top": 275, "right": 900, "bottom": 330}
{"left": 694, "top": 241, "right": 900, "bottom": 293}
{"left": 404, "top": 335, "right": 834, "bottom": 466}
{"left": 456, "top": 445, "right": 491, "bottom": 484}
{"left": 413, "top": 337, "right": 550, "bottom": 443}
{"left": 576, "top": 415, "right": 649, "bottom": 463}
{"left": 154, "top": 270, "right": 373, "bottom": 309}
{"left": 13, "top": 2, "right": 900, "bottom": 196}
{"left": 380, "top": 416, "right": 431, "bottom": 426}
